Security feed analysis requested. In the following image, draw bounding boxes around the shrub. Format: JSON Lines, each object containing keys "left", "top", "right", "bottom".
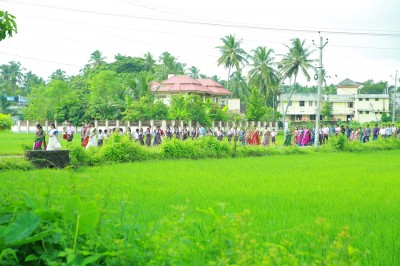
{"left": 69, "top": 145, "right": 89, "bottom": 167}
{"left": 0, "top": 158, "right": 34, "bottom": 171}
{"left": 328, "top": 134, "right": 348, "bottom": 151}
{"left": 101, "top": 134, "right": 147, "bottom": 163}
{"left": 0, "top": 113, "right": 13, "bottom": 131}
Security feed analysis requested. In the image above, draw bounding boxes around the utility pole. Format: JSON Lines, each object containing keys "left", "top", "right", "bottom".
{"left": 392, "top": 70, "right": 398, "bottom": 124}
{"left": 313, "top": 33, "right": 328, "bottom": 149}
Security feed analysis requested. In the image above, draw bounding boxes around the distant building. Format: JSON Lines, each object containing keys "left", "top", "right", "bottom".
{"left": 149, "top": 75, "right": 240, "bottom": 112}
{"left": 2, "top": 95, "right": 28, "bottom": 122}
{"left": 277, "top": 78, "right": 390, "bottom": 124}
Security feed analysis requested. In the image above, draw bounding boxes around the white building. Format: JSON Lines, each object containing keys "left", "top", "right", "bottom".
{"left": 277, "top": 78, "right": 390, "bottom": 124}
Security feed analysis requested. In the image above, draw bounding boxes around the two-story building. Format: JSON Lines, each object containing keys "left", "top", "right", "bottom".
{"left": 277, "top": 78, "right": 390, "bottom": 124}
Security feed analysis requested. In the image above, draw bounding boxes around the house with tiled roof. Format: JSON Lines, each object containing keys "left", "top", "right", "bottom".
{"left": 150, "top": 75, "right": 239, "bottom": 111}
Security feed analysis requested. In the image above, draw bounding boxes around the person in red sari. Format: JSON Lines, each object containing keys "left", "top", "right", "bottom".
{"left": 251, "top": 129, "right": 261, "bottom": 145}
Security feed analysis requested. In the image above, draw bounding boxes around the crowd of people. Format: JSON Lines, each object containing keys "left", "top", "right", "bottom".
{"left": 285, "top": 123, "right": 399, "bottom": 147}
{"left": 33, "top": 121, "right": 399, "bottom": 151}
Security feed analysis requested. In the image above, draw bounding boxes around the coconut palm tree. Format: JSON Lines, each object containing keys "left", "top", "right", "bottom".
{"left": 143, "top": 52, "right": 156, "bottom": 72}
{"left": 216, "top": 34, "right": 248, "bottom": 91}
{"left": 186, "top": 66, "right": 201, "bottom": 78}
{"left": 0, "top": 61, "right": 25, "bottom": 95}
{"left": 229, "top": 71, "right": 249, "bottom": 101}
{"left": 279, "top": 38, "right": 316, "bottom": 135}
{"left": 157, "top": 52, "right": 186, "bottom": 80}
{"left": 89, "top": 50, "right": 107, "bottom": 68}
{"left": 49, "top": 69, "right": 68, "bottom": 81}
{"left": 248, "top": 46, "right": 279, "bottom": 103}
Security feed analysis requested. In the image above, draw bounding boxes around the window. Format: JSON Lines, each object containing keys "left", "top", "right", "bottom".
{"left": 288, "top": 101, "right": 292, "bottom": 106}
{"left": 366, "top": 111, "right": 370, "bottom": 114}
{"left": 359, "top": 111, "right": 364, "bottom": 114}
{"left": 348, "top": 102, "right": 354, "bottom": 108}
{"left": 310, "top": 115, "right": 316, "bottom": 120}
{"left": 309, "top": 101, "right": 313, "bottom": 106}
{"left": 375, "top": 98, "right": 379, "bottom": 101}
{"left": 299, "top": 101, "right": 305, "bottom": 107}
{"left": 359, "top": 98, "right": 363, "bottom": 101}
{"left": 315, "top": 101, "right": 317, "bottom": 106}
{"left": 366, "top": 98, "right": 369, "bottom": 101}
{"left": 296, "top": 115, "right": 302, "bottom": 120}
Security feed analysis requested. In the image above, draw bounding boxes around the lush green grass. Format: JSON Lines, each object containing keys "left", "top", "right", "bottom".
{"left": 1, "top": 150, "right": 399, "bottom": 265}
{"left": 0, "top": 131, "right": 286, "bottom": 156}
{"left": 0, "top": 131, "right": 81, "bottom": 155}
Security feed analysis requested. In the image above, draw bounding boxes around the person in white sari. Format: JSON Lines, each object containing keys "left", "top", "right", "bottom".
{"left": 86, "top": 122, "right": 98, "bottom": 149}
{"left": 47, "top": 124, "right": 61, "bottom": 150}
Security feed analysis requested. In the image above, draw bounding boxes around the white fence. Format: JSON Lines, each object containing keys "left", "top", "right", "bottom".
{"left": 12, "top": 120, "right": 280, "bottom": 134}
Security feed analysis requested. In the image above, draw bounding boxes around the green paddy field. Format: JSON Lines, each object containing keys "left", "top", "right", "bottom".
{"left": 1, "top": 143, "right": 399, "bottom": 264}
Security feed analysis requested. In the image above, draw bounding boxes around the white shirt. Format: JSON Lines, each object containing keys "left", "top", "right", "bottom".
{"left": 271, "top": 131, "right": 277, "bottom": 137}
{"left": 66, "top": 125, "right": 75, "bottom": 135}
{"left": 379, "top": 128, "right": 386, "bottom": 135}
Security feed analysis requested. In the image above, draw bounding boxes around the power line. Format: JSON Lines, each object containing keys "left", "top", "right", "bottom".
{"left": 0, "top": 52, "right": 81, "bottom": 67}
{"left": 15, "top": 13, "right": 400, "bottom": 52}
{"left": 2, "top": 0, "right": 400, "bottom": 38}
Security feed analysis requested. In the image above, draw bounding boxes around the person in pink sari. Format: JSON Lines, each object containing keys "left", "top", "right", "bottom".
{"left": 301, "top": 126, "right": 311, "bottom": 146}
{"left": 297, "top": 127, "right": 304, "bottom": 146}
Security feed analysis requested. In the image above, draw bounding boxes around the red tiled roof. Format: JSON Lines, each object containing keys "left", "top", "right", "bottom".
{"left": 197, "top": 78, "right": 232, "bottom": 95}
{"left": 150, "top": 75, "right": 232, "bottom": 96}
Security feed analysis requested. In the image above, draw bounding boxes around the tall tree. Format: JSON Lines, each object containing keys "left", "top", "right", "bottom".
{"left": 86, "top": 70, "right": 124, "bottom": 120}
{"left": 49, "top": 69, "right": 68, "bottom": 81}
{"left": 216, "top": 34, "right": 248, "bottom": 91}
{"left": 229, "top": 71, "right": 248, "bottom": 101}
{"left": 156, "top": 52, "right": 186, "bottom": 80}
{"left": 248, "top": 46, "right": 279, "bottom": 103}
{"left": 245, "top": 88, "right": 267, "bottom": 121}
{"left": 143, "top": 52, "right": 156, "bottom": 72}
{"left": 0, "top": 61, "right": 25, "bottom": 95}
{"left": 186, "top": 66, "right": 201, "bottom": 78}
{"left": 21, "top": 71, "right": 45, "bottom": 95}
{"left": 279, "top": 38, "right": 315, "bottom": 135}
{"left": 89, "top": 50, "right": 107, "bottom": 68}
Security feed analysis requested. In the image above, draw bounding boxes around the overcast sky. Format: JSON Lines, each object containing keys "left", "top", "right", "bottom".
{"left": 1, "top": 0, "right": 400, "bottom": 85}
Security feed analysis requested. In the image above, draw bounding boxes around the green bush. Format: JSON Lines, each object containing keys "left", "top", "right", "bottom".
{"left": 0, "top": 158, "right": 34, "bottom": 171}
{"left": 101, "top": 134, "right": 147, "bottom": 163}
{"left": 328, "top": 134, "right": 348, "bottom": 151}
{"left": 0, "top": 113, "right": 13, "bottom": 131}
{"left": 160, "top": 137, "right": 232, "bottom": 160}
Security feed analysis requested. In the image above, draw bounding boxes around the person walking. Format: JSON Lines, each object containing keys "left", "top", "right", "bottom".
{"left": 33, "top": 124, "right": 46, "bottom": 150}
{"left": 47, "top": 123, "right": 61, "bottom": 150}
{"left": 81, "top": 122, "right": 88, "bottom": 144}
{"left": 66, "top": 122, "right": 75, "bottom": 142}
{"left": 86, "top": 122, "right": 98, "bottom": 149}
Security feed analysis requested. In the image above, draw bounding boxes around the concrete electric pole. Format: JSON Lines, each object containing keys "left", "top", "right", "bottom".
{"left": 313, "top": 33, "right": 328, "bottom": 149}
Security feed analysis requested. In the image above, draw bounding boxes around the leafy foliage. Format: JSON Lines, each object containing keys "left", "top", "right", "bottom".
{"left": 0, "top": 11, "right": 17, "bottom": 42}
{"left": 0, "top": 113, "right": 13, "bottom": 131}
{"left": 245, "top": 88, "right": 267, "bottom": 121}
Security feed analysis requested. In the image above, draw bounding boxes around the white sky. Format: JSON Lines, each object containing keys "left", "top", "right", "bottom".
{"left": 1, "top": 0, "right": 400, "bottom": 86}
